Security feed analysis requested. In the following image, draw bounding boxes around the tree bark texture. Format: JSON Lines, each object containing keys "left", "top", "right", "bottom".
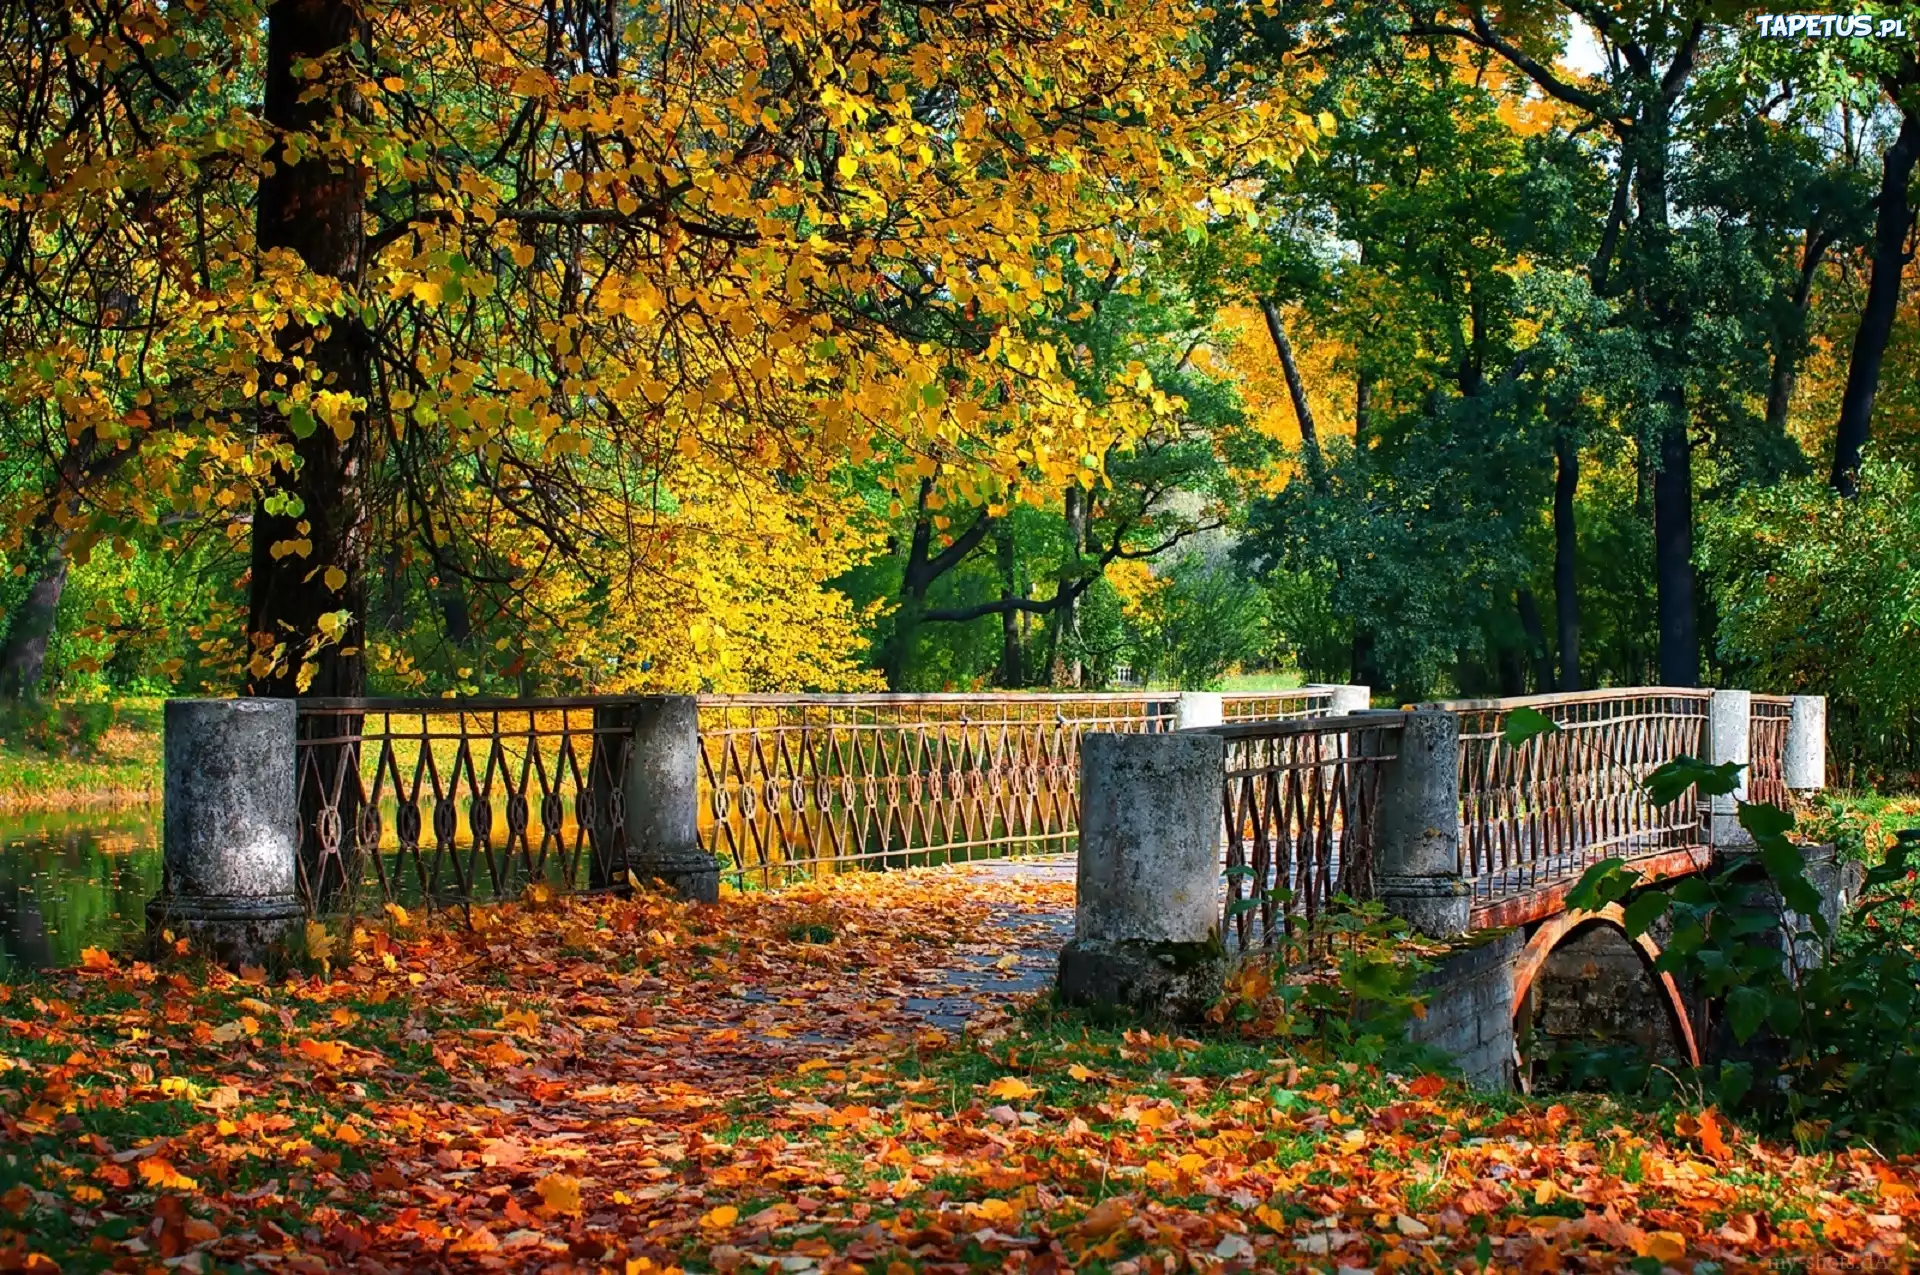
{"left": 1553, "top": 434, "right": 1581, "bottom": 692}
{"left": 245, "top": 0, "right": 373, "bottom": 699}
{"left": 1832, "top": 109, "right": 1920, "bottom": 496}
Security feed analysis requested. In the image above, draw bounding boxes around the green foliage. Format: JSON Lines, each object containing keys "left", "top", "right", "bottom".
{"left": 0, "top": 699, "right": 122, "bottom": 760}
{"left": 1216, "top": 892, "right": 1436, "bottom": 1065}
{"left": 1564, "top": 760, "right": 1920, "bottom": 1147}
{"left": 1700, "top": 459, "right": 1920, "bottom": 784}
{"left": 1128, "top": 550, "right": 1269, "bottom": 691}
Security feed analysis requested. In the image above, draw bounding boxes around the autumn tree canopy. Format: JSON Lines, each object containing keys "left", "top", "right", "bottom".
{"left": 0, "top": 0, "right": 1315, "bottom": 696}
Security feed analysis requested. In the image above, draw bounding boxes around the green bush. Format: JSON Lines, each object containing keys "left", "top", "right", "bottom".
{"left": 0, "top": 699, "right": 121, "bottom": 759}
{"left": 1700, "top": 458, "right": 1920, "bottom": 785}
{"left": 1565, "top": 756, "right": 1920, "bottom": 1148}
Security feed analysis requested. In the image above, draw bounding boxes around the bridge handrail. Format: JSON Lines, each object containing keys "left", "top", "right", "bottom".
{"left": 1194, "top": 711, "right": 1408, "bottom": 949}
{"left": 288, "top": 688, "right": 1348, "bottom": 909}
{"left": 1421, "top": 688, "right": 1712, "bottom": 899}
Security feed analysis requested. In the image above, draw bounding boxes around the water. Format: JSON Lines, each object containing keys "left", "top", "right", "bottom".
{"left": 0, "top": 808, "right": 161, "bottom": 975}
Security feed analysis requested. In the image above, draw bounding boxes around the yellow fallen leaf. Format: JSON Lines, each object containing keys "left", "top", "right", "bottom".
{"left": 701, "top": 1205, "right": 739, "bottom": 1229}
{"left": 535, "top": 1173, "right": 583, "bottom": 1216}
{"left": 1067, "top": 1064, "right": 1097, "bottom": 1082}
{"left": 984, "top": 1076, "right": 1039, "bottom": 1102}
{"left": 1640, "top": 1231, "right": 1688, "bottom": 1262}
{"left": 138, "top": 1158, "right": 199, "bottom": 1192}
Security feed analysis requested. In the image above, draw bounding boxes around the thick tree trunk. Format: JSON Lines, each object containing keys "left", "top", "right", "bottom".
{"left": 1259, "top": 299, "right": 1329, "bottom": 493}
{"left": 0, "top": 539, "right": 68, "bottom": 700}
{"left": 244, "top": 0, "right": 373, "bottom": 699}
{"left": 1633, "top": 101, "right": 1699, "bottom": 688}
{"left": 1553, "top": 434, "right": 1581, "bottom": 692}
{"left": 1832, "top": 109, "right": 1920, "bottom": 496}
{"left": 1354, "top": 373, "right": 1372, "bottom": 451}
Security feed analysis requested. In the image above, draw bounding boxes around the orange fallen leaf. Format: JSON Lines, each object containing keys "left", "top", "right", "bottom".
{"left": 79, "top": 947, "right": 114, "bottom": 971}
{"left": 701, "top": 1205, "right": 739, "bottom": 1229}
{"left": 1408, "top": 1075, "right": 1445, "bottom": 1099}
{"left": 1072, "top": 1196, "right": 1131, "bottom": 1237}
{"left": 1639, "top": 1230, "right": 1688, "bottom": 1262}
{"left": 298, "top": 1039, "right": 345, "bottom": 1067}
{"left": 1698, "top": 1105, "right": 1731, "bottom": 1161}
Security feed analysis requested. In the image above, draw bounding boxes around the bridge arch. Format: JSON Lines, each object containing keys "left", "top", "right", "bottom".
{"left": 1511, "top": 902, "right": 1700, "bottom": 1069}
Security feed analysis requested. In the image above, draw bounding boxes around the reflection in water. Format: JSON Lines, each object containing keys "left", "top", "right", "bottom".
{"left": 0, "top": 808, "right": 161, "bottom": 974}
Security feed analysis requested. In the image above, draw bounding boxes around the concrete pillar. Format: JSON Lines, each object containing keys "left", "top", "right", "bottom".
{"left": 1174, "top": 691, "right": 1222, "bottom": 731}
{"left": 1708, "top": 689, "right": 1752, "bottom": 849}
{"left": 1785, "top": 694, "right": 1827, "bottom": 792}
{"left": 1374, "top": 710, "right": 1469, "bottom": 938}
{"left": 623, "top": 695, "right": 718, "bottom": 902}
{"left": 1057, "top": 731, "right": 1227, "bottom": 1020}
{"left": 146, "top": 699, "right": 304, "bottom": 967}
{"left": 1329, "top": 684, "right": 1372, "bottom": 715}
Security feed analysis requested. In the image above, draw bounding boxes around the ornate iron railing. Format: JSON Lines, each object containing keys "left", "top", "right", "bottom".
{"left": 1425, "top": 688, "right": 1712, "bottom": 903}
{"left": 1203, "top": 713, "right": 1404, "bottom": 950}
{"left": 294, "top": 690, "right": 1360, "bottom": 909}
{"left": 697, "top": 693, "right": 1179, "bottom": 888}
{"left": 293, "top": 699, "right": 632, "bottom": 918}
{"left": 1220, "top": 688, "right": 1338, "bottom": 722}
{"left": 1749, "top": 694, "right": 1794, "bottom": 810}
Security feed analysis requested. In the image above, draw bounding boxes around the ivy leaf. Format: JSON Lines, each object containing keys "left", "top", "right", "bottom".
{"left": 1645, "top": 757, "right": 1742, "bottom": 806}
{"left": 1726, "top": 985, "right": 1769, "bottom": 1043}
{"left": 1566, "top": 858, "right": 1638, "bottom": 913}
{"left": 1620, "top": 890, "right": 1670, "bottom": 938}
{"left": 1500, "top": 707, "right": 1560, "bottom": 748}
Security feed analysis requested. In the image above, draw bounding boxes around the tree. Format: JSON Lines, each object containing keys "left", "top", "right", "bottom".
{"left": 0, "top": 0, "right": 1314, "bottom": 698}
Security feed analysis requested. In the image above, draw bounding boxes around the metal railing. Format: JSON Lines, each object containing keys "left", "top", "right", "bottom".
{"left": 288, "top": 689, "right": 1354, "bottom": 908}
{"left": 1220, "top": 687, "right": 1338, "bottom": 721}
{"left": 293, "top": 699, "right": 631, "bottom": 917}
{"left": 1750, "top": 694, "right": 1794, "bottom": 810}
{"left": 1203, "top": 712, "right": 1404, "bottom": 950}
{"left": 697, "top": 693, "right": 1177, "bottom": 888}
{"left": 1424, "top": 688, "right": 1712, "bottom": 903}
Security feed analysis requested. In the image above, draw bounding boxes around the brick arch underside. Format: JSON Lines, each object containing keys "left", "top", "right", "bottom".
{"left": 1511, "top": 903, "right": 1701, "bottom": 1069}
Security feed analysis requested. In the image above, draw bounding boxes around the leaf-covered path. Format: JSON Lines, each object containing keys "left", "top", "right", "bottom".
{"left": 2, "top": 862, "right": 1916, "bottom": 1273}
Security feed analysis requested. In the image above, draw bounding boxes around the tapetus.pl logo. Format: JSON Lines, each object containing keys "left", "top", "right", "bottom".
{"left": 1751, "top": 13, "right": 1911, "bottom": 38}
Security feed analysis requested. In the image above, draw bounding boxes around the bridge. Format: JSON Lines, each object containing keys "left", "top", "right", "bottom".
{"left": 147, "top": 681, "right": 1829, "bottom": 1089}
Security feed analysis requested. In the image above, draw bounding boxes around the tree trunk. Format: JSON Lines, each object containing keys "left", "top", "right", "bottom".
{"left": 0, "top": 539, "right": 68, "bottom": 700}
{"left": 1652, "top": 385, "right": 1697, "bottom": 686}
{"left": 1763, "top": 232, "right": 1830, "bottom": 462}
{"left": 1553, "top": 434, "right": 1581, "bottom": 692}
{"left": 1259, "top": 298, "right": 1329, "bottom": 493}
{"left": 245, "top": 0, "right": 373, "bottom": 699}
{"left": 995, "top": 521, "right": 1022, "bottom": 688}
{"left": 1054, "top": 486, "right": 1086, "bottom": 686}
{"left": 1832, "top": 108, "right": 1920, "bottom": 496}
{"left": 1632, "top": 101, "right": 1699, "bottom": 688}
{"left": 1516, "top": 589, "right": 1552, "bottom": 695}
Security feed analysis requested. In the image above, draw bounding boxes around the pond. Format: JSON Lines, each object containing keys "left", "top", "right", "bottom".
{"left": 0, "top": 807, "right": 161, "bottom": 975}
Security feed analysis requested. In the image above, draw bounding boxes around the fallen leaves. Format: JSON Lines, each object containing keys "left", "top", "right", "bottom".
{"left": 4, "top": 864, "right": 1918, "bottom": 1275}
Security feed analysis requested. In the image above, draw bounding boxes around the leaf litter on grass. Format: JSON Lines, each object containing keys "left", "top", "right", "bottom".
{"left": 0, "top": 865, "right": 1914, "bottom": 1273}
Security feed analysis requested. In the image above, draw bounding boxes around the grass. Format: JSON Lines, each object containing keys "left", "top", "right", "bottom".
{"left": 0, "top": 697, "right": 163, "bottom": 813}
